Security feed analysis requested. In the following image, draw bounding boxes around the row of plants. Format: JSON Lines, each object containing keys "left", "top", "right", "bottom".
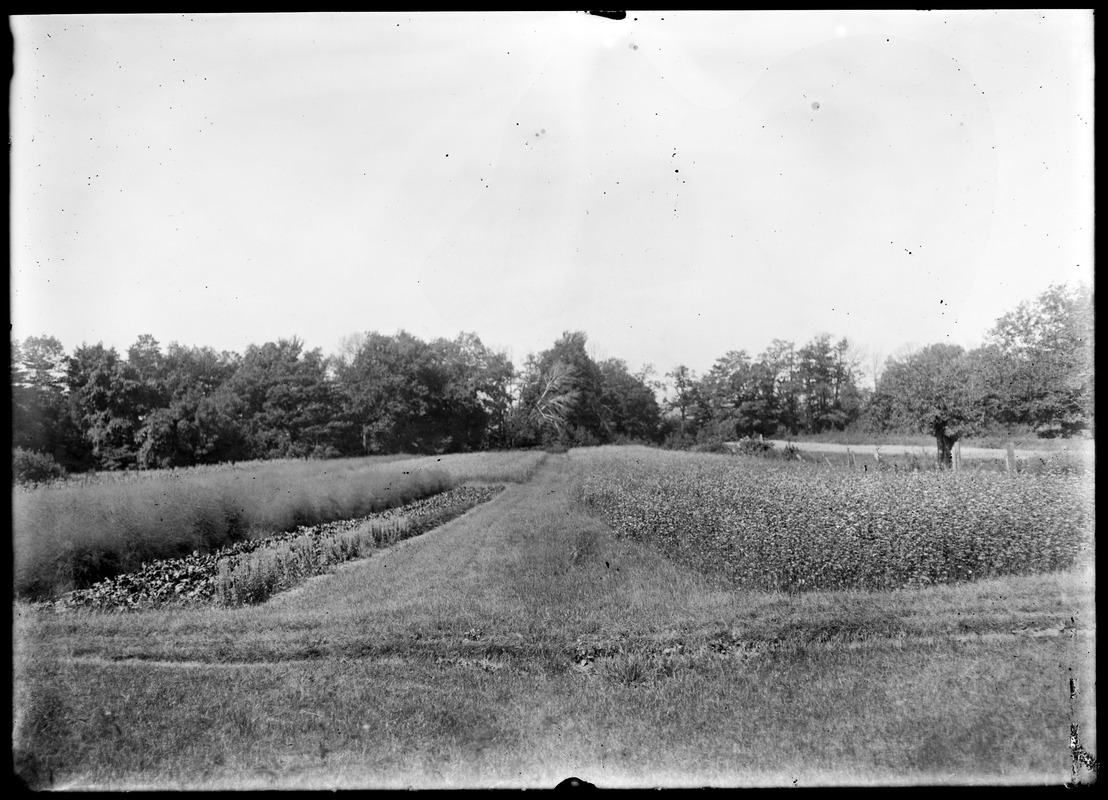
{"left": 42, "top": 485, "right": 504, "bottom": 611}
{"left": 575, "top": 447, "right": 1094, "bottom": 593}
{"left": 13, "top": 457, "right": 455, "bottom": 600}
{"left": 14, "top": 450, "right": 549, "bottom": 601}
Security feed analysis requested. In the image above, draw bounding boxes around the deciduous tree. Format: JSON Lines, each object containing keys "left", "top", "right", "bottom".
{"left": 875, "top": 343, "right": 984, "bottom": 468}
{"left": 983, "top": 282, "right": 1093, "bottom": 436}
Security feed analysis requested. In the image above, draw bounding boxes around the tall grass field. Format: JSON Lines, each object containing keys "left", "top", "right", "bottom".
{"left": 13, "top": 451, "right": 546, "bottom": 600}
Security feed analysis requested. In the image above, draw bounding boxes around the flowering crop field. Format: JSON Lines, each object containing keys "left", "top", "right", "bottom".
{"left": 576, "top": 447, "right": 1095, "bottom": 593}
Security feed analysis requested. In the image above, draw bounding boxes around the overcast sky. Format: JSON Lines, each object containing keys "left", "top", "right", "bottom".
{"left": 10, "top": 10, "right": 1094, "bottom": 380}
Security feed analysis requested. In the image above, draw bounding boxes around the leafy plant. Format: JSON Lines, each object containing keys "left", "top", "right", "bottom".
{"left": 46, "top": 485, "right": 504, "bottom": 610}
{"left": 735, "top": 437, "right": 773, "bottom": 456}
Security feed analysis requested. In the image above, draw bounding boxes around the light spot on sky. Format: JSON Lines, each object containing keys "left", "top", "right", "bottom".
{"left": 9, "top": 11, "right": 1094, "bottom": 378}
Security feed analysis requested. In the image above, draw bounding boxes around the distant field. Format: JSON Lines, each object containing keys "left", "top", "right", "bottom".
{"left": 773, "top": 430, "right": 1091, "bottom": 451}
{"left": 759, "top": 438, "right": 1094, "bottom": 463}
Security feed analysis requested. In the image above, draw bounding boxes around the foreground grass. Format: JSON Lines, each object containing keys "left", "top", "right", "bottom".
{"left": 12, "top": 452, "right": 1096, "bottom": 788}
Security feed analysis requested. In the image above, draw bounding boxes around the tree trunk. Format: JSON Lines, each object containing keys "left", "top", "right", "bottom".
{"left": 935, "top": 430, "right": 955, "bottom": 469}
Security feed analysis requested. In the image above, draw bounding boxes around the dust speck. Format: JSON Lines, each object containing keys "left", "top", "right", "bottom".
{"left": 811, "top": 101, "right": 821, "bottom": 111}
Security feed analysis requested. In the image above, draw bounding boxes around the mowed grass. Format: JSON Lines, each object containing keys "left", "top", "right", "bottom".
{"left": 13, "top": 451, "right": 545, "bottom": 601}
{"left": 12, "top": 450, "right": 1095, "bottom": 789}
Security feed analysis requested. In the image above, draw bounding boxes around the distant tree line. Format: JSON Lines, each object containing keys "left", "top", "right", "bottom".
{"left": 10, "top": 328, "right": 665, "bottom": 473}
{"left": 10, "top": 283, "right": 1093, "bottom": 476}
{"left": 665, "top": 283, "right": 1093, "bottom": 466}
{"left": 871, "top": 283, "right": 1094, "bottom": 465}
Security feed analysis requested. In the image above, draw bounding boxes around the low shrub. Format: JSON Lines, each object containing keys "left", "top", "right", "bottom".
{"left": 735, "top": 436, "right": 773, "bottom": 456}
{"left": 12, "top": 448, "right": 66, "bottom": 486}
{"left": 215, "top": 517, "right": 408, "bottom": 606}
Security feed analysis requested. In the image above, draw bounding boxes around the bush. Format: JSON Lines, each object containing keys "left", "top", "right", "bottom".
{"left": 12, "top": 448, "right": 66, "bottom": 486}
{"left": 735, "top": 436, "right": 774, "bottom": 456}
{"left": 692, "top": 440, "right": 731, "bottom": 454}
{"left": 215, "top": 521, "right": 405, "bottom": 606}
{"left": 662, "top": 430, "right": 697, "bottom": 450}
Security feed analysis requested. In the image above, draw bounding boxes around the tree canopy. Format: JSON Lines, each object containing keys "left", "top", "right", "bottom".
{"left": 9, "top": 282, "right": 1093, "bottom": 477}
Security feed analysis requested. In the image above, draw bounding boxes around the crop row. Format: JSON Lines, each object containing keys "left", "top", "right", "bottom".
{"left": 14, "top": 450, "right": 546, "bottom": 601}
{"left": 42, "top": 485, "right": 504, "bottom": 611}
{"left": 14, "top": 459, "right": 453, "bottom": 600}
{"left": 576, "top": 447, "right": 1094, "bottom": 593}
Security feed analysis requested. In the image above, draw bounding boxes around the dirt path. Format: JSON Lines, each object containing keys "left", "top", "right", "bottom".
{"left": 754, "top": 439, "right": 1093, "bottom": 461}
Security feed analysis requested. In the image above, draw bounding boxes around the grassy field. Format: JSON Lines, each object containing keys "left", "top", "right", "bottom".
{"left": 759, "top": 439, "right": 1092, "bottom": 476}
{"left": 782, "top": 429, "right": 1090, "bottom": 451}
{"left": 11, "top": 447, "right": 1096, "bottom": 788}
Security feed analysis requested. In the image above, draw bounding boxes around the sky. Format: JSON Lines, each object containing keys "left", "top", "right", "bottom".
{"left": 10, "top": 10, "right": 1094, "bottom": 383}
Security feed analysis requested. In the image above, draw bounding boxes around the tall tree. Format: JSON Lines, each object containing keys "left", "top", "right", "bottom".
{"left": 874, "top": 343, "right": 984, "bottom": 468}
{"left": 12, "top": 335, "right": 91, "bottom": 469}
{"left": 519, "top": 331, "right": 608, "bottom": 446}
{"left": 664, "top": 365, "right": 703, "bottom": 440}
{"left": 335, "top": 330, "right": 510, "bottom": 454}
{"left": 222, "top": 338, "right": 341, "bottom": 459}
{"left": 134, "top": 343, "right": 241, "bottom": 468}
{"left": 983, "top": 282, "right": 1094, "bottom": 436}
{"left": 759, "top": 339, "right": 800, "bottom": 436}
{"left": 521, "top": 358, "right": 580, "bottom": 444}
{"left": 794, "top": 334, "right": 863, "bottom": 433}
{"left": 66, "top": 343, "right": 147, "bottom": 469}
{"left": 597, "top": 358, "right": 663, "bottom": 442}
{"left": 433, "top": 332, "right": 515, "bottom": 451}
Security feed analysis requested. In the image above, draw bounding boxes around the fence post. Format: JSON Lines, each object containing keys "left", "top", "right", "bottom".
{"left": 1005, "top": 442, "right": 1016, "bottom": 475}
{"left": 952, "top": 441, "right": 961, "bottom": 473}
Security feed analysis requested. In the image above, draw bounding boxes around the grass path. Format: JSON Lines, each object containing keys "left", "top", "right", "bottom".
{"left": 13, "top": 454, "right": 1096, "bottom": 789}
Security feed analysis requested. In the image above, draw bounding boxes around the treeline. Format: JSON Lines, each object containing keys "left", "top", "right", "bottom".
{"left": 667, "top": 283, "right": 1093, "bottom": 465}
{"left": 11, "top": 283, "right": 1093, "bottom": 478}
{"left": 10, "top": 329, "right": 665, "bottom": 475}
